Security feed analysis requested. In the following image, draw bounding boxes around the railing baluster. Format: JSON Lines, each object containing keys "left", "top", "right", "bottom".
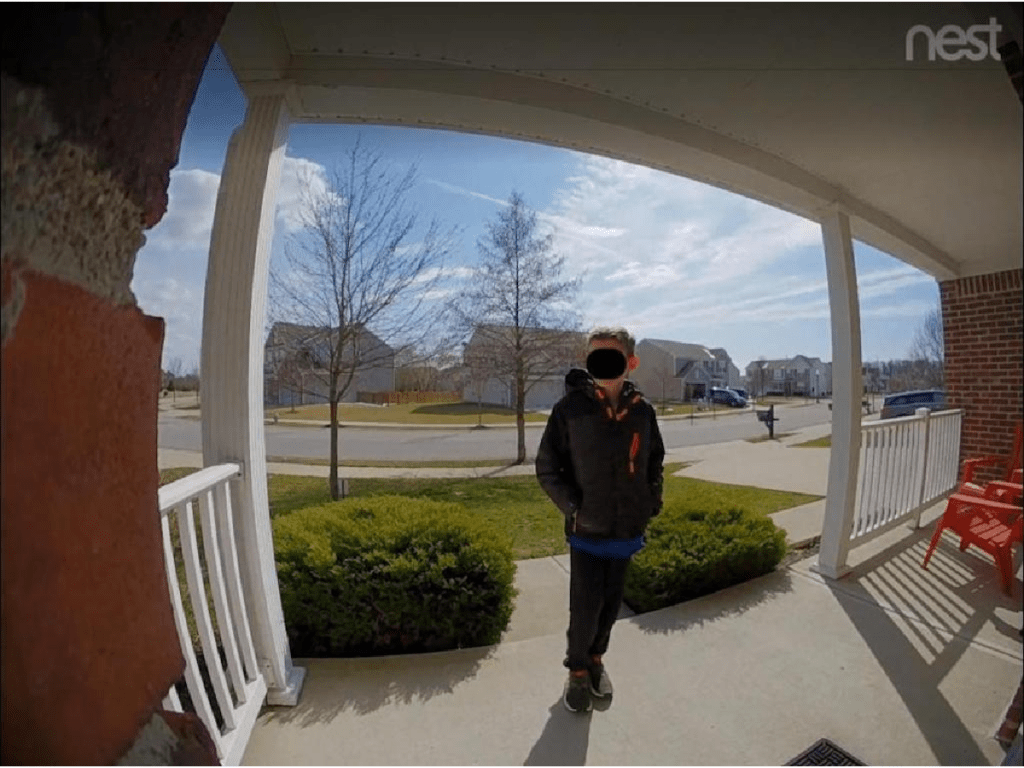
{"left": 899, "top": 421, "right": 914, "bottom": 518}
{"left": 180, "top": 499, "right": 237, "bottom": 733}
{"left": 863, "top": 427, "right": 877, "bottom": 534}
{"left": 854, "top": 430, "right": 869, "bottom": 537}
{"left": 161, "top": 510, "right": 219, "bottom": 745}
{"left": 199, "top": 485, "right": 247, "bottom": 713}
{"left": 909, "top": 416, "right": 924, "bottom": 515}
{"left": 877, "top": 425, "right": 894, "bottom": 529}
{"left": 889, "top": 423, "right": 904, "bottom": 522}
{"left": 216, "top": 478, "right": 260, "bottom": 684}
{"left": 897, "top": 421, "right": 914, "bottom": 519}
{"left": 863, "top": 428, "right": 880, "bottom": 534}
{"left": 880, "top": 424, "right": 895, "bottom": 527}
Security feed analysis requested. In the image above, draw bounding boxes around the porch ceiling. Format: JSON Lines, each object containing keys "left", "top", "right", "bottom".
{"left": 218, "top": 3, "right": 1022, "bottom": 282}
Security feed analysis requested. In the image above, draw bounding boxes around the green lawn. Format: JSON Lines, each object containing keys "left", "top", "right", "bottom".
{"left": 744, "top": 432, "right": 795, "bottom": 444}
{"left": 793, "top": 435, "right": 832, "bottom": 448}
{"left": 160, "top": 464, "right": 820, "bottom": 560}
{"left": 267, "top": 455, "right": 514, "bottom": 469}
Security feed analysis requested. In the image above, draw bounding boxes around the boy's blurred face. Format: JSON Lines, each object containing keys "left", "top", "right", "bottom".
{"left": 586, "top": 338, "right": 639, "bottom": 387}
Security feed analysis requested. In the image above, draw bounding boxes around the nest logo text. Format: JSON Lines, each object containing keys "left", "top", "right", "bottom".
{"left": 905, "top": 18, "right": 1002, "bottom": 62}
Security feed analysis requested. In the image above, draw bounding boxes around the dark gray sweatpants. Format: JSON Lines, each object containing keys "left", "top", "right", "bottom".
{"left": 565, "top": 547, "right": 631, "bottom": 671}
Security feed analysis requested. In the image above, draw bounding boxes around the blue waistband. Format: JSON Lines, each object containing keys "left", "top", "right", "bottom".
{"left": 569, "top": 534, "right": 645, "bottom": 559}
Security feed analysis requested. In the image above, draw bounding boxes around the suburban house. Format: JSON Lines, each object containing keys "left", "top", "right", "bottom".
{"left": 863, "top": 359, "right": 944, "bottom": 394}
{"left": 394, "top": 349, "right": 465, "bottom": 394}
{"left": 745, "top": 355, "right": 832, "bottom": 397}
{"left": 461, "top": 324, "right": 586, "bottom": 410}
{"left": 710, "top": 348, "right": 744, "bottom": 390}
{"left": 263, "top": 321, "right": 395, "bottom": 406}
{"left": 633, "top": 339, "right": 741, "bottom": 401}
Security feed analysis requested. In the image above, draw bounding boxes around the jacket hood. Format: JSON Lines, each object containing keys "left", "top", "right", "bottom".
{"left": 564, "top": 367, "right": 643, "bottom": 400}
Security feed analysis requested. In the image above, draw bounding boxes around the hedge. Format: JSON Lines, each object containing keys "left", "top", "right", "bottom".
{"left": 624, "top": 506, "right": 787, "bottom": 614}
{"left": 273, "top": 495, "right": 516, "bottom": 657}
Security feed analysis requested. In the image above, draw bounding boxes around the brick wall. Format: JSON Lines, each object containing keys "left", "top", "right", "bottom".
{"left": 3, "top": 6, "right": 228, "bottom": 764}
{"left": 940, "top": 268, "right": 1023, "bottom": 482}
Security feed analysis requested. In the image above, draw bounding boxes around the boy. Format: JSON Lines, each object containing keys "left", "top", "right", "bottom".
{"left": 536, "top": 326, "right": 665, "bottom": 713}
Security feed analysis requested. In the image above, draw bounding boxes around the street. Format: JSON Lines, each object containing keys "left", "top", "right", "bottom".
{"left": 159, "top": 401, "right": 834, "bottom": 461}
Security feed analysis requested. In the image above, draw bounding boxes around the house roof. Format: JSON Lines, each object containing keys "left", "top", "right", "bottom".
{"left": 746, "top": 355, "right": 831, "bottom": 372}
{"left": 465, "top": 325, "right": 587, "bottom": 356}
{"left": 640, "top": 339, "right": 716, "bottom": 362}
{"left": 265, "top": 321, "right": 390, "bottom": 351}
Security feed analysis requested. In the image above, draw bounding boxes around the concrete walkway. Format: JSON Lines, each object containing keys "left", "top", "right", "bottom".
{"left": 242, "top": 504, "right": 1021, "bottom": 765}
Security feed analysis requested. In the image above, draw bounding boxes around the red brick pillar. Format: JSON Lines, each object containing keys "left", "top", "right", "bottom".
{"left": 940, "top": 268, "right": 1024, "bottom": 480}
{"left": 2, "top": 6, "right": 229, "bottom": 764}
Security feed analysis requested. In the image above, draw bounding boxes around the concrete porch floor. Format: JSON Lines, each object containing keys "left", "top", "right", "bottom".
{"left": 242, "top": 502, "right": 1022, "bottom": 765}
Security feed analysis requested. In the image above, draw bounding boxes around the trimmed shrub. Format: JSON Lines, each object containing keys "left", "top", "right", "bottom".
{"left": 624, "top": 506, "right": 786, "bottom": 614}
{"left": 273, "top": 495, "right": 516, "bottom": 657}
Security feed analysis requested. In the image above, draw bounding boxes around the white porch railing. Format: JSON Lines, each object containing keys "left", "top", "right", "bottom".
{"left": 850, "top": 408, "right": 963, "bottom": 546}
{"left": 158, "top": 464, "right": 268, "bottom": 766}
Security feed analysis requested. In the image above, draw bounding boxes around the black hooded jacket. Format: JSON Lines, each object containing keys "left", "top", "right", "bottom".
{"left": 535, "top": 368, "right": 665, "bottom": 541}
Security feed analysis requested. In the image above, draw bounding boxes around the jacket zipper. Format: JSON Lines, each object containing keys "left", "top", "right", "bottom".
{"left": 628, "top": 431, "right": 640, "bottom": 479}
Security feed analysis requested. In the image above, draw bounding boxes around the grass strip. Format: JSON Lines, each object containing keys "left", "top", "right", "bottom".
{"left": 793, "top": 435, "right": 831, "bottom": 448}
{"left": 267, "top": 455, "right": 514, "bottom": 469}
{"left": 265, "top": 401, "right": 550, "bottom": 425}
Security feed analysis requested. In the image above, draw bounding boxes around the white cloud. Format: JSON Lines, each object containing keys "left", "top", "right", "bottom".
{"left": 545, "top": 155, "right": 823, "bottom": 330}
{"left": 413, "top": 266, "right": 477, "bottom": 284}
{"left": 540, "top": 154, "right": 936, "bottom": 368}
{"left": 425, "top": 179, "right": 508, "bottom": 208}
{"left": 426, "top": 177, "right": 625, "bottom": 253}
{"left": 276, "top": 156, "right": 333, "bottom": 232}
{"left": 145, "top": 169, "right": 220, "bottom": 250}
{"left": 132, "top": 275, "right": 203, "bottom": 370}
{"left": 141, "top": 156, "right": 333, "bottom": 256}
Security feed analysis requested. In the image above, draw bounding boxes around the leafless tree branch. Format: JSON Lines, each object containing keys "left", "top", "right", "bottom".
{"left": 267, "top": 137, "right": 460, "bottom": 498}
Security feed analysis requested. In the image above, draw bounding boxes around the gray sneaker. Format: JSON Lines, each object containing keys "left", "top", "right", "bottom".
{"left": 589, "top": 661, "right": 613, "bottom": 698}
{"left": 563, "top": 672, "right": 592, "bottom": 713}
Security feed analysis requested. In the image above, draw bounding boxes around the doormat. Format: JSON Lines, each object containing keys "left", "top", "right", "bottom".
{"left": 785, "top": 738, "right": 865, "bottom": 766}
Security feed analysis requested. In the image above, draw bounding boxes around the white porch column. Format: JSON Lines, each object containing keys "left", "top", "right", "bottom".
{"left": 201, "top": 92, "right": 305, "bottom": 705}
{"left": 814, "top": 208, "right": 863, "bottom": 580}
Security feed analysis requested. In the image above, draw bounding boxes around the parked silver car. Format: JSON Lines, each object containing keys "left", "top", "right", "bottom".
{"left": 880, "top": 389, "right": 946, "bottom": 420}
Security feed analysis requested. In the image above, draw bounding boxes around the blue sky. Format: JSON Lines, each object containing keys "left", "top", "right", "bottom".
{"left": 132, "top": 44, "right": 941, "bottom": 375}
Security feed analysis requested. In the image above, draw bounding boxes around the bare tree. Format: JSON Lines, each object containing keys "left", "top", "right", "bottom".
{"left": 909, "top": 304, "right": 944, "bottom": 389}
{"left": 395, "top": 345, "right": 444, "bottom": 393}
{"left": 465, "top": 351, "right": 492, "bottom": 428}
{"left": 269, "top": 139, "right": 459, "bottom": 499}
{"left": 447, "top": 191, "right": 582, "bottom": 463}
{"left": 752, "top": 358, "right": 769, "bottom": 399}
{"left": 166, "top": 356, "right": 183, "bottom": 402}
{"left": 646, "top": 355, "right": 678, "bottom": 413}
{"left": 276, "top": 347, "right": 314, "bottom": 412}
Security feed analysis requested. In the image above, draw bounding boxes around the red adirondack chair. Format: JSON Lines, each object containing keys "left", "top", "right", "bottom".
{"left": 921, "top": 485, "right": 1023, "bottom": 594}
{"left": 958, "top": 421, "right": 1023, "bottom": 498}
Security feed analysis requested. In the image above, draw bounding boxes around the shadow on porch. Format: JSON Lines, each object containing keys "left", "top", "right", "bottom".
{"left": 791, "top": 505, "right": 1022, "bottom": 766}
